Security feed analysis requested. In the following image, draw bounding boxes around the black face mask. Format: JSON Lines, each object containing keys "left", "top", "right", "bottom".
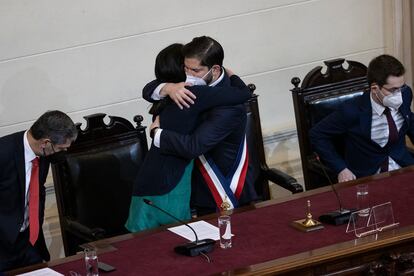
{"left": 44, "top": 151, "right": 66, "bottom": 164}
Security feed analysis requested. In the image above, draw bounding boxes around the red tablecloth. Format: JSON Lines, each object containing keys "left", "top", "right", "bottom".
{"left": 53, "top": 170, "right": 414, "bottom": 275}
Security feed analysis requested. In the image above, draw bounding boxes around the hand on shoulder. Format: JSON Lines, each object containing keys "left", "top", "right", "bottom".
{"left": 161, "top": 82, "right": 196, "bottom": 109}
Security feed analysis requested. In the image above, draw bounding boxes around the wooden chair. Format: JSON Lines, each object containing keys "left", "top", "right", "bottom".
{"left": 247, "top": 84, "right": 303, "bottom": 199}
{"left": 290, "top": 59, "right": 368, "bottom": 190}
{"left": 51, "top": 113, "right": 148, "bottom": 256}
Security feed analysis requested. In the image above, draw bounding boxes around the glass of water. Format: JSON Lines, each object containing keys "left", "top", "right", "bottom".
{"left": 356, "top": 184, "right": 369, "bottom": 217}
{"left": 84, "top": 247, "right": 99, "bottom": 276}
{"left": 218, "top": 215, "right": 232, "bottom": 249}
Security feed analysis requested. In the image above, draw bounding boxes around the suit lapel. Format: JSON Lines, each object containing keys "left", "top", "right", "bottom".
{"left": 14, "top": 131, "right": 26, "bottom": 208}
{"left": 359, "top": 92, "right": 372, "bottom": 139}
{"left": 38, "top": 157, "right": 49, "bottom": 182}
{"left": 398, "top": 96, "right": 410, "bottom": 134}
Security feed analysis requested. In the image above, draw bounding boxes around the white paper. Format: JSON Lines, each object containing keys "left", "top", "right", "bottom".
{"left": 168, "top": 220, "right": 221, "bottom": 241}
{"left": 17, "top": 268, "right": 64, "bottom": 276}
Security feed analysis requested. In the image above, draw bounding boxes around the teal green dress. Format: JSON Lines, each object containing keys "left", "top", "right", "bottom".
{"left": 125, "top": 161, "right": 193, "bottom": 232}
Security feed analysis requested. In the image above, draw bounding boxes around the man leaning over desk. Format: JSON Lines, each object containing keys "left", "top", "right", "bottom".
{"left": 0, "top": 111, "right": 77, "bottom": 272}
{"left": 310, "top": 54, "right": 414, "bottom": 183}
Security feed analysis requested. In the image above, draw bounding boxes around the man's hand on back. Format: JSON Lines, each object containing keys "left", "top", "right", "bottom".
{"left": 160, "top": 82, "right": 196, "bottom": 109}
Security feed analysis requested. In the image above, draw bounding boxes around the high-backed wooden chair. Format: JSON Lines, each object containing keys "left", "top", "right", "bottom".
{"left": 51, "top": 113, "right": 148, "bottom": 256}
{"left": 247, "top": 84, "right": 303, "bottom": 199}
{"left": 290, "top": 59, "right": 368, "bottom": 190}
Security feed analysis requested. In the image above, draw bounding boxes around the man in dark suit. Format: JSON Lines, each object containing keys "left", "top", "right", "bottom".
{"left": 144, "top": 36, "right": 257, "bottom": 216}
{"left": 0, "top": 110, "right": 77, "bottom": 272}
{"left": 310, "top": 55, "right": 414, "bottom": 183}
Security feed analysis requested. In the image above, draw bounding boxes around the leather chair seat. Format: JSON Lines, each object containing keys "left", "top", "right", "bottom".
{"left": 52, "top": 113, "right": 148, "bottom": 256}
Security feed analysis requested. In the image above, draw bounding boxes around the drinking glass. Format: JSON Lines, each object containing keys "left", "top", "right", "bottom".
{"left": 218, "top": 215, "right": 232, "bottom": 249}
{"left": 84, "top": 248, "right": 99, "bottom": 276}
{"left": 356, "top": 184, "right": 369, "bottom": 217}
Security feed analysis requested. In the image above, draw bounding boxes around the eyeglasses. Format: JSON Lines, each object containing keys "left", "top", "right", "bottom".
{"left": 381, "top": 84, "right": 406, "bottom": 94}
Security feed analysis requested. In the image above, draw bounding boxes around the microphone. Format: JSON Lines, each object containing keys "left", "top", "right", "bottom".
{"left": 142, "top": 199, "right": 215, "bottom": 256}
{"left": 313, "top": 154, "right": 356, "bottom": 225}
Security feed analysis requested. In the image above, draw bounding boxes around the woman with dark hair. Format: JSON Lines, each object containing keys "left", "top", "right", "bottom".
{"left": 125, "top": 43, "right": 251, "bottom": 232}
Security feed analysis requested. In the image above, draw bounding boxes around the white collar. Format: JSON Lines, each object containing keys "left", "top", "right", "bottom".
{"left": 209, "top": 67, "right": 224, "bottom": 87}
{"left": 370, "top": 92, "right": 386, "bottom": 116}
{"left": 24, "top": 130, "right": 37, "bottom": 164}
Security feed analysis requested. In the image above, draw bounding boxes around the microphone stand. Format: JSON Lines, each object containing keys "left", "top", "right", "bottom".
{"left": 143, "top": 199, "right": 216, "bottom": 256}
{"left": 314, "top": 155, "right": 356, "bottom": 225}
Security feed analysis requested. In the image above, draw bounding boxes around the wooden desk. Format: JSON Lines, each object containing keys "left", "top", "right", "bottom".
{"left": 7, "top": 167, "right": 414, "bottom": 275}
{"left": 222, "top": 168, "right": 414, "bottom": 275}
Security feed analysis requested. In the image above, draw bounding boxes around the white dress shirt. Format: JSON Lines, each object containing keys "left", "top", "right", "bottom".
{"left": 21, "top": 131, "right": 37, "bottom": 231}
{"left": 370, "top": 94, "right": 404, "bottom": 172}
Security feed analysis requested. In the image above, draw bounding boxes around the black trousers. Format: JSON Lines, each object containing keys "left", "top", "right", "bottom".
{"left": 0, "top": 229, "right": 43, "bottom": 272}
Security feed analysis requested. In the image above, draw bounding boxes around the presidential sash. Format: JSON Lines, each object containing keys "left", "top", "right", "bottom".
{"left": 196, "top": 135, "right": 249, "bottom": 210}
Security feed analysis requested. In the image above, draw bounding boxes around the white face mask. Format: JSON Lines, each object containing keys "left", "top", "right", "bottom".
{"left": 185, "top": 74, "right": 206, "bottom": 86}
{"left": 381, "top": 90, "right": 403, "bottom": 109}
{"left": 185, "top": 68, "right": 212, "bottom": 86}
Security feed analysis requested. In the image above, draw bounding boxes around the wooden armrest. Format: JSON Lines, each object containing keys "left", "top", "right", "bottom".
{"left": 264, "top": 168, "right": 303, "bottom": 194}
{"left": 64, "top": 218, "right": 106, "bottom": 241}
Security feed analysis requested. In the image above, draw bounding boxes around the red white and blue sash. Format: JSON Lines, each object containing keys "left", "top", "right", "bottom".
{"left": 195, "top": 135, "right": 249, "bottom": 210}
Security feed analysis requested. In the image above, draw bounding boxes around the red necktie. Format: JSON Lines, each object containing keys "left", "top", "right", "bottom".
{"left": 29, "top": 157, "right": 40, "bottom": 245}
{"left": 380, "top": 108, "right": 399, "bottom": 172}
{"left": 384, "top": 108, "right": 398, "bottom": 145}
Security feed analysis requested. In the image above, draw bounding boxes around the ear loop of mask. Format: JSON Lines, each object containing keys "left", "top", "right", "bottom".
{"left": 372, "top": 85, "right": 383, "bottom": 103}
{"left": 42, "top": 140, "right": 55, "bottom": 156}
{"left": 201, "top": 68, "right": 213, "bottom": 81}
